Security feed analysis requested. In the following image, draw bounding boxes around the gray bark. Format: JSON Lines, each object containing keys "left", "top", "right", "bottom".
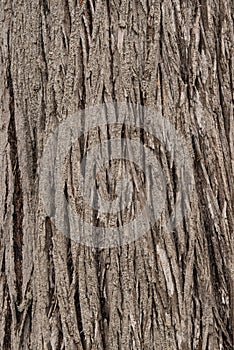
{"left": 0, "top": 0, "right": 233, "bottom": 349}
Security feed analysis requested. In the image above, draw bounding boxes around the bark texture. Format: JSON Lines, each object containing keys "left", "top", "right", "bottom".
{"left": 0, "top": 0, "right": 233, "bottom": 349}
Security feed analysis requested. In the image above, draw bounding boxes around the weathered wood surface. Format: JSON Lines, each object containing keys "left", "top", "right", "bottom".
{"left": 0, "top": 0, "right": 233, "bottom": 349}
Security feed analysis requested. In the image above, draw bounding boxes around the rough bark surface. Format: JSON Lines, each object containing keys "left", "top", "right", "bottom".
{"left": 0, "top": 0, "right": 233, "bottom": 349}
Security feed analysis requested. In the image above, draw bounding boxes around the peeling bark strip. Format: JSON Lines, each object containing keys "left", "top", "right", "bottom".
{"left": 0, "top": 0, "right": 233, "bottom": 349}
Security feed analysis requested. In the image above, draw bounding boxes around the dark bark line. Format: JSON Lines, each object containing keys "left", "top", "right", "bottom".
{"left": 7, "top": 28, "right": 24, "bottom": 312}
{"left": 0, "top": 0, "right": 233, "bottom": 349}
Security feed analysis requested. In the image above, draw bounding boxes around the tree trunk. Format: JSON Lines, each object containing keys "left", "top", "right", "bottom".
{"left": 0, "top": 0, "right": 233, "bottom": 349}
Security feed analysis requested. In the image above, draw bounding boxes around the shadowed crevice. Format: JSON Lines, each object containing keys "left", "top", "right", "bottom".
{"left": 7, "top": 28, "right": 24, "bottom": 311}
{"left": 74, "top": 283, "right": 87, "bottom": 350}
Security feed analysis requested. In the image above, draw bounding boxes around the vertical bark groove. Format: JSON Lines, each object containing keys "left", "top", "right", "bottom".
{"left": 7, "top": 34, "right": 24, "bottom": 309}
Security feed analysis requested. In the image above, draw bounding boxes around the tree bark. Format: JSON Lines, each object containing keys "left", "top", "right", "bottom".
{"left": 0, "top": 0, "right": 233, "bottom": 349}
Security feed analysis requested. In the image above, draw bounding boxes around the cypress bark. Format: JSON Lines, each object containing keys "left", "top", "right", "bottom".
{"left": 0, "top": 0, "right": 233, "bottom": 349}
